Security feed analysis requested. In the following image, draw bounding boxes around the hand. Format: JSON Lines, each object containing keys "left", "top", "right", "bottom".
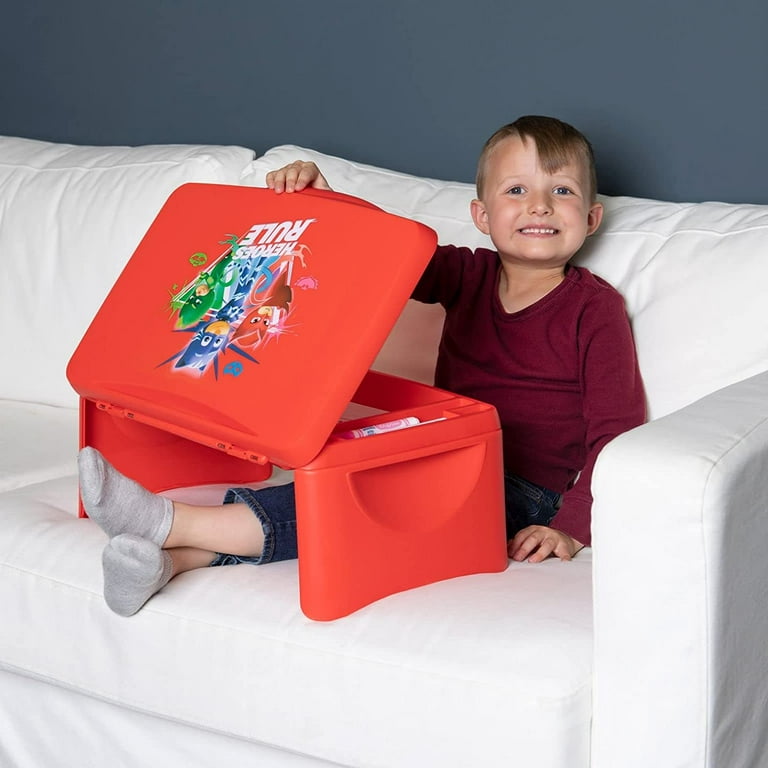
{"left": 265, "top": 161, "right": 331, "bottom": 194}
{"left": 508, "top": 525, "right": 583, "bottom": 563}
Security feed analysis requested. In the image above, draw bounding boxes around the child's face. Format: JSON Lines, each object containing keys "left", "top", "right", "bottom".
{"left": 471, "top": 135, "right": 603, "bottom": 269}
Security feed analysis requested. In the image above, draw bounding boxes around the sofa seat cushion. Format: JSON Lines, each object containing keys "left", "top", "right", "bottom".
{"left": 0, "top": 136, "right": 255, "bottom": 409}
{"left": 0, "top": 475, "right": 593, "bottom": 768}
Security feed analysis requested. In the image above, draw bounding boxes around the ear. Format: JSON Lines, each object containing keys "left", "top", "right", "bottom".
{"left": 586, "top": 201, "right": 604, "bottom": 236}
{"left": 470, "top": 198, "right": 490, "bottom": 235}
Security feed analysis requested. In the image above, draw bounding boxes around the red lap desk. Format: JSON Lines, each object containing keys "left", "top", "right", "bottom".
{"left": 67, "top": 183, "right": 507, "bottom": 620}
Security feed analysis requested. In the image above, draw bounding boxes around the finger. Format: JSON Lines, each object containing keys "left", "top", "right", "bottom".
{"left": 293, "top": 162, "right": 328, "bottom": 192}
{"left": 266, "top": 162, "right": 303, "bottom": 193}
{"left": 508, "top": 528, "right": 533, "bottom": 560}
{"left": 266, "top": 162, "right": 329, "bottom": 194}
{"left": 265, "top": 170, "right": 286, "bottom": 193}
{"left": 510, "top": 529, "right": 544, "bottom": 562}
{"left": 283, "top": 163, "right": 303, "bottom": 193}
{"left": 312, "top": 170, "right": 331, "bottom": 191}
{"left": 550, "top": 538, "right": 574, "bottom": 562}
{"left": 526, "top": 537, "right": 557, "bottom": 563}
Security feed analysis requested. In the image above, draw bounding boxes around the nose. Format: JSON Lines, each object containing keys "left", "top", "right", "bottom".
{"left": 528, "top": 191, "right": 553, "bottom": 215}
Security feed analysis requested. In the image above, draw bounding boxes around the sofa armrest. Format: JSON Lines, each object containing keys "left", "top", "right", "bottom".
{"left": 590, "top": 370, "right": 768, "bottom": 768}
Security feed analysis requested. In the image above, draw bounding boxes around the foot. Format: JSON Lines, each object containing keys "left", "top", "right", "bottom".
{"left": 78, "top": 446, "right": 173, "bottom": 546}
{"left": 102, "top": 534, "right": 174, "bottom": 616}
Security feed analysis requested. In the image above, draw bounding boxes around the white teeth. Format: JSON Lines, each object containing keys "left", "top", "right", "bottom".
{"left": 521, "top": 227, "right": 556, "bottom": 234}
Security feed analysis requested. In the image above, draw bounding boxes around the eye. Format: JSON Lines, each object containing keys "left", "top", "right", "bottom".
{"left": 553, "top": 186, "right": 573, "bottom": 195}
{"left": 506, "top": 185, "right": 525, "bottom": 195}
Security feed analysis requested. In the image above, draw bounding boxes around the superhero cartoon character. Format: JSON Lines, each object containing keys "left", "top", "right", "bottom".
{"left": 229, "top": 261, "right": 293, "bottom": 351}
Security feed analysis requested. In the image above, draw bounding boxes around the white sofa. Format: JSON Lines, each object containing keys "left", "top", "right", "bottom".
{"left": 2, "top": 135, "right": 768, "bottom": 768}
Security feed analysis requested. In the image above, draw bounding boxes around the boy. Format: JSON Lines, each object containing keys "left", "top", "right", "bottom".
{"left": 79, "top": 116, "right": 645, "bottom": 616}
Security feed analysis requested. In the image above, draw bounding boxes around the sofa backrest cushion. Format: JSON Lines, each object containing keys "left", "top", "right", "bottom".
{"left": 0, "top": 136, "right": 254, "bottom": 408}
{"left": 246, "top": 146, "right": 768, "bottom": 420}
{"left": 575, "top": 197, "right": 768, "bottom": 419}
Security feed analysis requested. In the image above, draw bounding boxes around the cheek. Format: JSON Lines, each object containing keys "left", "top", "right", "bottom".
{"left": 489, "top": 206, "right": 518, "bottom": 228}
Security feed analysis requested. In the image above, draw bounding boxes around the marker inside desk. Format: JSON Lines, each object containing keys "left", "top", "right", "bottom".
{"left": 338, "top": 416, "right": 447, "bottom": 439}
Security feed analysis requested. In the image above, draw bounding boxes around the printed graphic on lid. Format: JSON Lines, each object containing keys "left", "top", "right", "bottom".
{"left": 160, "top": 218, "right": 318, "bottom": 380}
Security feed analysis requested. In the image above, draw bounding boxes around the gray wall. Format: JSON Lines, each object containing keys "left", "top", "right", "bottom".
{"left": 1, "top": 0, "right": 766, "bottom": 203}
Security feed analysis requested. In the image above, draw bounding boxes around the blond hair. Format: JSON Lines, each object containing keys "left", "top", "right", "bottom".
{"left": 476, "top": 116, "right": 598, "bottom": 200}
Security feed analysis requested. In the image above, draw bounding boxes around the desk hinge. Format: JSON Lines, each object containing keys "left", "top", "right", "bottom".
{"left": 219, "top": 444, "right": 270, "bottom": 464}
{"left": 95, "top": 400, "right": 127, "bottom": 418}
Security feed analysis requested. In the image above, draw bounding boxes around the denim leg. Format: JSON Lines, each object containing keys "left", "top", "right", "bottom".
{"left": 209, "top": 483, "right": 298, "bottom": 567}
{"left": 503, "top": 472, "right": 562, "bottom": 539}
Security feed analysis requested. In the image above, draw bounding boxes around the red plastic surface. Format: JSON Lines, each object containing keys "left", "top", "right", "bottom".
{"left": 67, "top": 184, "right": 437, "bottom": 469}
{"left": 297, "top": 371, "right": 508, "bottom": 620}
{"left": 80, "top": 398, "right": 272, "bottom": 497}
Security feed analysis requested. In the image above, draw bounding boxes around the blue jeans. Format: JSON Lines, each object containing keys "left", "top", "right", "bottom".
{"left": 209, "top": 484, "right": 298, "bottom": 567}
{"left": 209, "top": 472, "right": 562, "bottom": 567}
{"left": 503, "top": 472, "right": 562, "bottom": 540}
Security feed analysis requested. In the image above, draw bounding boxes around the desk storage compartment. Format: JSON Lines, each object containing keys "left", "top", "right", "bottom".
{"left": 297, "top": 370, "right": 506, "bottom": 620}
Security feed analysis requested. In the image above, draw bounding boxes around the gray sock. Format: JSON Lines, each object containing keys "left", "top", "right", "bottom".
{"left": 102, "top": 534, "right": 174, "bottom": 616}
{"left": 78, "top": 446, "right": 173, "bottom": 546}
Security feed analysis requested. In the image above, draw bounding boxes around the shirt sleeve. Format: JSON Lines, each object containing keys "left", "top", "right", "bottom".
{"left": 411, "top": 245, "right": 475, "bottom": 307}
{"left": 549, "top": 289, "right": 646, "bottom": 546}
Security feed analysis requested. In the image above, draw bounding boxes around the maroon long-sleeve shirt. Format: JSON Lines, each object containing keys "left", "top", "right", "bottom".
{"left": 412, "top": 245, "right": 646, "bottom": 546}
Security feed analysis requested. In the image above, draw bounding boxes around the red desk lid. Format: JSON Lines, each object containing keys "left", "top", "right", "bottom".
{"left": 67, "top": 184, "right": 437, "bottom": 468}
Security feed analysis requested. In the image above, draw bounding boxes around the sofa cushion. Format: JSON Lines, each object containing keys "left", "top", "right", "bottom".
{"left": 0, "top": 401, "right": 78, "bottom": 492}
{"left": 0, "top": 136, "right": 255, "bottom": 408}
{"left": 246, "top": 146, "right": 768, "bottom": 419}
{"left": 0, "top": 474, "right": 593, "bottom": 768}
{"left": 576, "top": 197, "right": 768, "bottom": 419}
{"left": 243, "top": 143, "right": 492, "bottom": 250}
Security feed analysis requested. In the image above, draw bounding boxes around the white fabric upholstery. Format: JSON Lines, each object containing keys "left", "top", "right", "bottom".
{"left": 0, "top": 476, "right": 593, "bottom": 768}
{"left": 576, "top": 197, "right": 768, "bottom": 419}
{"left": 0, "top": 668, "right": 341, "bottom": 768}
{"left": 591, "top": 369, "right": 768, "bottom": 768}
{"left": 0, "top": 136, "right": 255, "bottom": 408}
{"left": 0, "top": 400, "right": 78, "bottom": 491}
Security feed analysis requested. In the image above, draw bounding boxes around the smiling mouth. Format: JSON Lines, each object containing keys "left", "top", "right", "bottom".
{"left": 519, "top": 227, "right": 558, "bottom": 235}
